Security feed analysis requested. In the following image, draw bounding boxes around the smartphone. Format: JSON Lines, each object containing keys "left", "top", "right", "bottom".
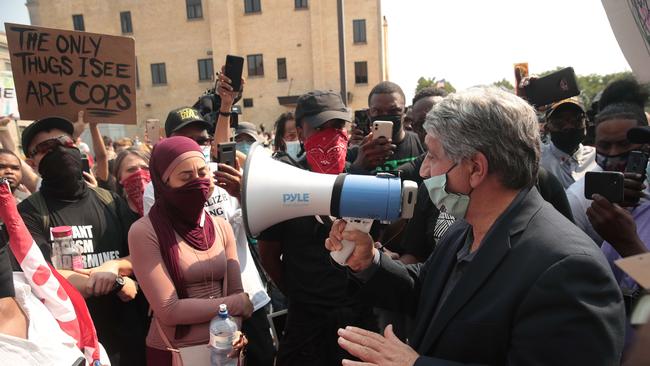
{"left": 230, "top": 105, "right": 242, "bottom": 129}
{"left": 225, "top": 55, "right": 244, "bottom": 92}
{"left": 354, "top": 109, "right": 371, "bottom": 135}
{"left": 625, "top": 151, "right": 648, "bottom": 175}
{"left": 372, "top": 120, "right": 393, "bottom": 140}
{"left": 81, "top": 156, "right": 90, "bottom": 174}
{"left": 146, "top": 119, "right": 161, "bottom": 142}
{"left": 217, "top": 142, "right": 237, "bottom": 168}
{"left": 584, "top": 171, "right": 625, "bottom": 203}
{"left": 524, "top": 67, "right": 580, "bottom": 107}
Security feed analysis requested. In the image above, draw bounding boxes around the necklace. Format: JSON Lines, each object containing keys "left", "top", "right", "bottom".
{"left": 190, "top": 223, "right": 215, "bottom": 299}
{"left": 191, "top": 246, "right": 215, "bottom": 299}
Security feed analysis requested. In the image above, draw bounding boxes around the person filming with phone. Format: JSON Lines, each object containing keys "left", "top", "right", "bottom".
{"left": 325, "top": 87, "right": 624, "bottom": 366}
{"left": 347, "top": 81, "right": 424, "bottom": 174}
{"left": 566, "top": 78, "right": 650, "bottom": 246}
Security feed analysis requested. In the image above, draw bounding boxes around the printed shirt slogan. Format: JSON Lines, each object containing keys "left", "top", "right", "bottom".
{"left": 50, "top": 225, "right": 121, "bottom": 269}
{"left": 4, "top": 23, "right": 137, "bottom": 124}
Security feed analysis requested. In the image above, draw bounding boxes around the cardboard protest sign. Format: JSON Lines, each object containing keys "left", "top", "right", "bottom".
{"left": 4, "top": 23, "right": 136, "bottom": 124}
{"left": 0, "top": 71, "right": 20, "bottom": 118}
{"left": 601, "top": 0, "right": 650, "bottom": 83}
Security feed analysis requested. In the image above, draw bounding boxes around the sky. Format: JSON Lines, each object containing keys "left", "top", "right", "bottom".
{"left": 1, "top": 0, "right": 631, "bottom": 103}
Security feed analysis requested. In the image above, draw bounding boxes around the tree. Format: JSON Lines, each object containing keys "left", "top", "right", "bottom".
{"left": 415, "top": 77, "right": 456, "bottom": 96}
{"left": 491, "top": 78, "right": 514, "bottom": 91}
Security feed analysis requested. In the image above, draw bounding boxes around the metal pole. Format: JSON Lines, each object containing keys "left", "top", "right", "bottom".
{"left": 337, "top": 0, "right": 347, "bottom": 104}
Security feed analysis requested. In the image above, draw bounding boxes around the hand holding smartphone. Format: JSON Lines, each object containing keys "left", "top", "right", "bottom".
{"left": 372, "top": 121, "right": 393, "bottom": 140}
{"left": 584, "top": 171, "right": 625, "bottom": 203}
{"left": 224, "top": 55, "right": 244, "bottom": 92}
{"left": 217, "top": 142, "right": 237, "bottom": 168}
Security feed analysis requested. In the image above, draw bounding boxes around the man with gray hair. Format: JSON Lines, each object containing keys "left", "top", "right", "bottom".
{"left": 326, "top": 87, "right": 625, "bottom": 365}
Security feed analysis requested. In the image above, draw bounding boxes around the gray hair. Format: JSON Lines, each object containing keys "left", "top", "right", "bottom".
{"left": 424, "top": 87, "right": 540, "bottom": 189}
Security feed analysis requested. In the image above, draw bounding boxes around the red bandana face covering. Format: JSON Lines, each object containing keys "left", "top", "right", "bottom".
{"left": 120, "top": 169, "right": 151, "bottom": 216}
{"left": 304, "top": 128, "right": 349, "bottom": 174}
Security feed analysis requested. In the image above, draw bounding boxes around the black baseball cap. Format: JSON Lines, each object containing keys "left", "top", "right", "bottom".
{"left": 295, "top": 90, "right": 351, "bottom": 129}
{"left": 21, "top": 117, "right": 75, "bottom": 156}
{"left": 165, "top": 107, "right": 211, "bottom": 137}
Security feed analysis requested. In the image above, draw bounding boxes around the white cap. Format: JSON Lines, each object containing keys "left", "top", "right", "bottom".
{"left": 219, "top": 304, "right": 227, "bottom": 313}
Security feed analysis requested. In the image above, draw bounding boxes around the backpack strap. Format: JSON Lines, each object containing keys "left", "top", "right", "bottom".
{"left": 89, "top": 186, "right": 114, "bottom": 206}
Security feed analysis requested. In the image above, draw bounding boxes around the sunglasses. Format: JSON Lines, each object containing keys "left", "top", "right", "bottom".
{"left": 29, "top": 135, "right": 76, "bottom": 158}
{"left": 193, "top": 137, "right": 214, "bottom": 146}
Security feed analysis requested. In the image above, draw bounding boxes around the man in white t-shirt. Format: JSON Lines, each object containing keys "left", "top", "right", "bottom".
{"left": 540, "top": 98, "right": 597, "bottom": 189}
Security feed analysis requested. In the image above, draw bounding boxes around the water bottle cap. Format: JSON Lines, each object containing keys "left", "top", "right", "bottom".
{"left": 219, "top": 304, "right": 227, "bottom": 313}
{"left": 51, "top": 226, "right": 73, "bottom": 238}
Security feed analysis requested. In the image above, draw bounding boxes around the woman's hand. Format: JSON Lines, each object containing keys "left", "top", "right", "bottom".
{"left": 228, "top": 331, "right": 248, "bottom": 359}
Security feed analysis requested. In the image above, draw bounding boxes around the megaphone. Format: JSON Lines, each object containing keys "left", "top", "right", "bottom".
{"left": 242, "top": 143, "right": 418, "bottom": 264}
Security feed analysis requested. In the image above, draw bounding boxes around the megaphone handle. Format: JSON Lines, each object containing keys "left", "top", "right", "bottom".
{"left": 330, "top": 218, "right": 374, "bottom": 266}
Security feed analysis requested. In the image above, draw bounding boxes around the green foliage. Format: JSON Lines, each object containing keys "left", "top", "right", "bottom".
{"left": 415, "top": 77, "right": 456, "bottom": 96}
{"left": 491, "top": 78, "right": 514, "bottom": 91}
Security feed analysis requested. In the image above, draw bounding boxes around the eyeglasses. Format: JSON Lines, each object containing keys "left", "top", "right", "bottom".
{"left": 29, "top": 135, "right": 76, "bottom": 158}
{"left": 193, "top": 137, "right": 214, "bottom": 146}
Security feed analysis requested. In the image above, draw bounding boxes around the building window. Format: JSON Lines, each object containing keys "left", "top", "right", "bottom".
{"left": 72, "top": 14, "right": 85, "bottom": 31}
{"left": 151, "top": 63, "right": 167, "bottom": 85}
{"left": 120, "top": 11, "right": 133, "bottom": 34}
{"left": 247, "top": 54, "right": 264, "bottom": 77}
{"left": 354, "top": 61, "right": 368, "bottom": 84}
{"left": 295, "top": 0, "right": 308, "bottom": 9}
{"left": 277, "top": 58, "right": 287, "bottom": 80}
{"left": 186, "top": 0, "right": 203, "bottom": 19}
{"left": 198, "top": 58, "right": 214, "bottom": 81}
{"left": 244, "top": 0, "right": 261, "bottom": 13}
{"left": 243, "top": 98, "right": 254, "bottom": 108}
{"left": 353, "top": 19, "right": 366, "bottom": 43}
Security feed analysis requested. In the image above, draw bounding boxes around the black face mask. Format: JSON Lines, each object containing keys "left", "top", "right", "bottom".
{"left": 39, "top": 146, "right": 86, "bottom": 200}
{"left": 0, "top": 228, "right": 15, "bottom": 299}
{"left": 370, "top": 114, "right": 403, "bottom": 141}
{"left": 550, "top": 128, "right": 586, "bottom": 155}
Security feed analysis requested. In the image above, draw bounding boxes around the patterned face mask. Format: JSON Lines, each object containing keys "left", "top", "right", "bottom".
{"left": 304, "top": 128, "right": 348, "bottom": 174}
{"left": 120, "top": 169, "right": 151, "bottom": 216}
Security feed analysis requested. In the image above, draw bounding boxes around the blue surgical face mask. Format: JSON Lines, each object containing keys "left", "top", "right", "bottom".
{"left": 423, "top": 163, "right": 472, "bottom": 219}
{"left": 285, "top": 140, "right": 302, "bottom": 160}
{"left": 236, "top": 141, "right": 253, "bottom": 156}
{"left": 201, "top": 146, "right": 212, "bottom": 163}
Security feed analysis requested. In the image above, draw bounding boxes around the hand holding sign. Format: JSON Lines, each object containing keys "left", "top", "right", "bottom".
{"left": 4, "top": 23, "right": 136, "bottom": 125}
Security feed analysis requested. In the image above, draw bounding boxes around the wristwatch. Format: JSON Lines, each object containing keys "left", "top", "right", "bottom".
{"left": 114, "top": 276, "right": 126, "bottom": 292}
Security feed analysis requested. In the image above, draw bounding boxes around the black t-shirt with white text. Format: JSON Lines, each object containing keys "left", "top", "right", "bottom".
{"left": 16, "top": 188, "right": 146, "bottom": 364}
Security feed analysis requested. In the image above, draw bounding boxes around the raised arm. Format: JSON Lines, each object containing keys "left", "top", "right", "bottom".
{"left": 89, "top": 121, "right": 109, "bottom": 182}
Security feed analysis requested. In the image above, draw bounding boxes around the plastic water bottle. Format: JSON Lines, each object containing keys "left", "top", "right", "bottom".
{"left": 51, "top": 226, "right": 83, "bottom": 270}
{"left": 209, "top": 304, "right": 238, "bottom": 366}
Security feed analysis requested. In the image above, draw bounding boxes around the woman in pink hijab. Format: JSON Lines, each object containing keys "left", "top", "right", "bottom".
{"left": 128, "top": 136, "right": 252, "bottom": 365}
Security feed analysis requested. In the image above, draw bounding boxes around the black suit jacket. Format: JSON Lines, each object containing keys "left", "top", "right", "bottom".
{"left": 360, "top": 188, "right": 625, "bottom": 365}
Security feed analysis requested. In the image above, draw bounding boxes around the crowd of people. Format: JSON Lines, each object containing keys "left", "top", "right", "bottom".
{"left": 0, "top": 62, "right": 649, "bottom": 366}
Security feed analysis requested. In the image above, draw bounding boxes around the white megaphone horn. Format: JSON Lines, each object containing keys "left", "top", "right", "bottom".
{"left": 242, "top": 143, "right": 418, "bottom": 265}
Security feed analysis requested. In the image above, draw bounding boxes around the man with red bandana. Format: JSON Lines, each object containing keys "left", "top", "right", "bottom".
{"left": 257, "top": 90, "right": 378, "bottom": 366}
